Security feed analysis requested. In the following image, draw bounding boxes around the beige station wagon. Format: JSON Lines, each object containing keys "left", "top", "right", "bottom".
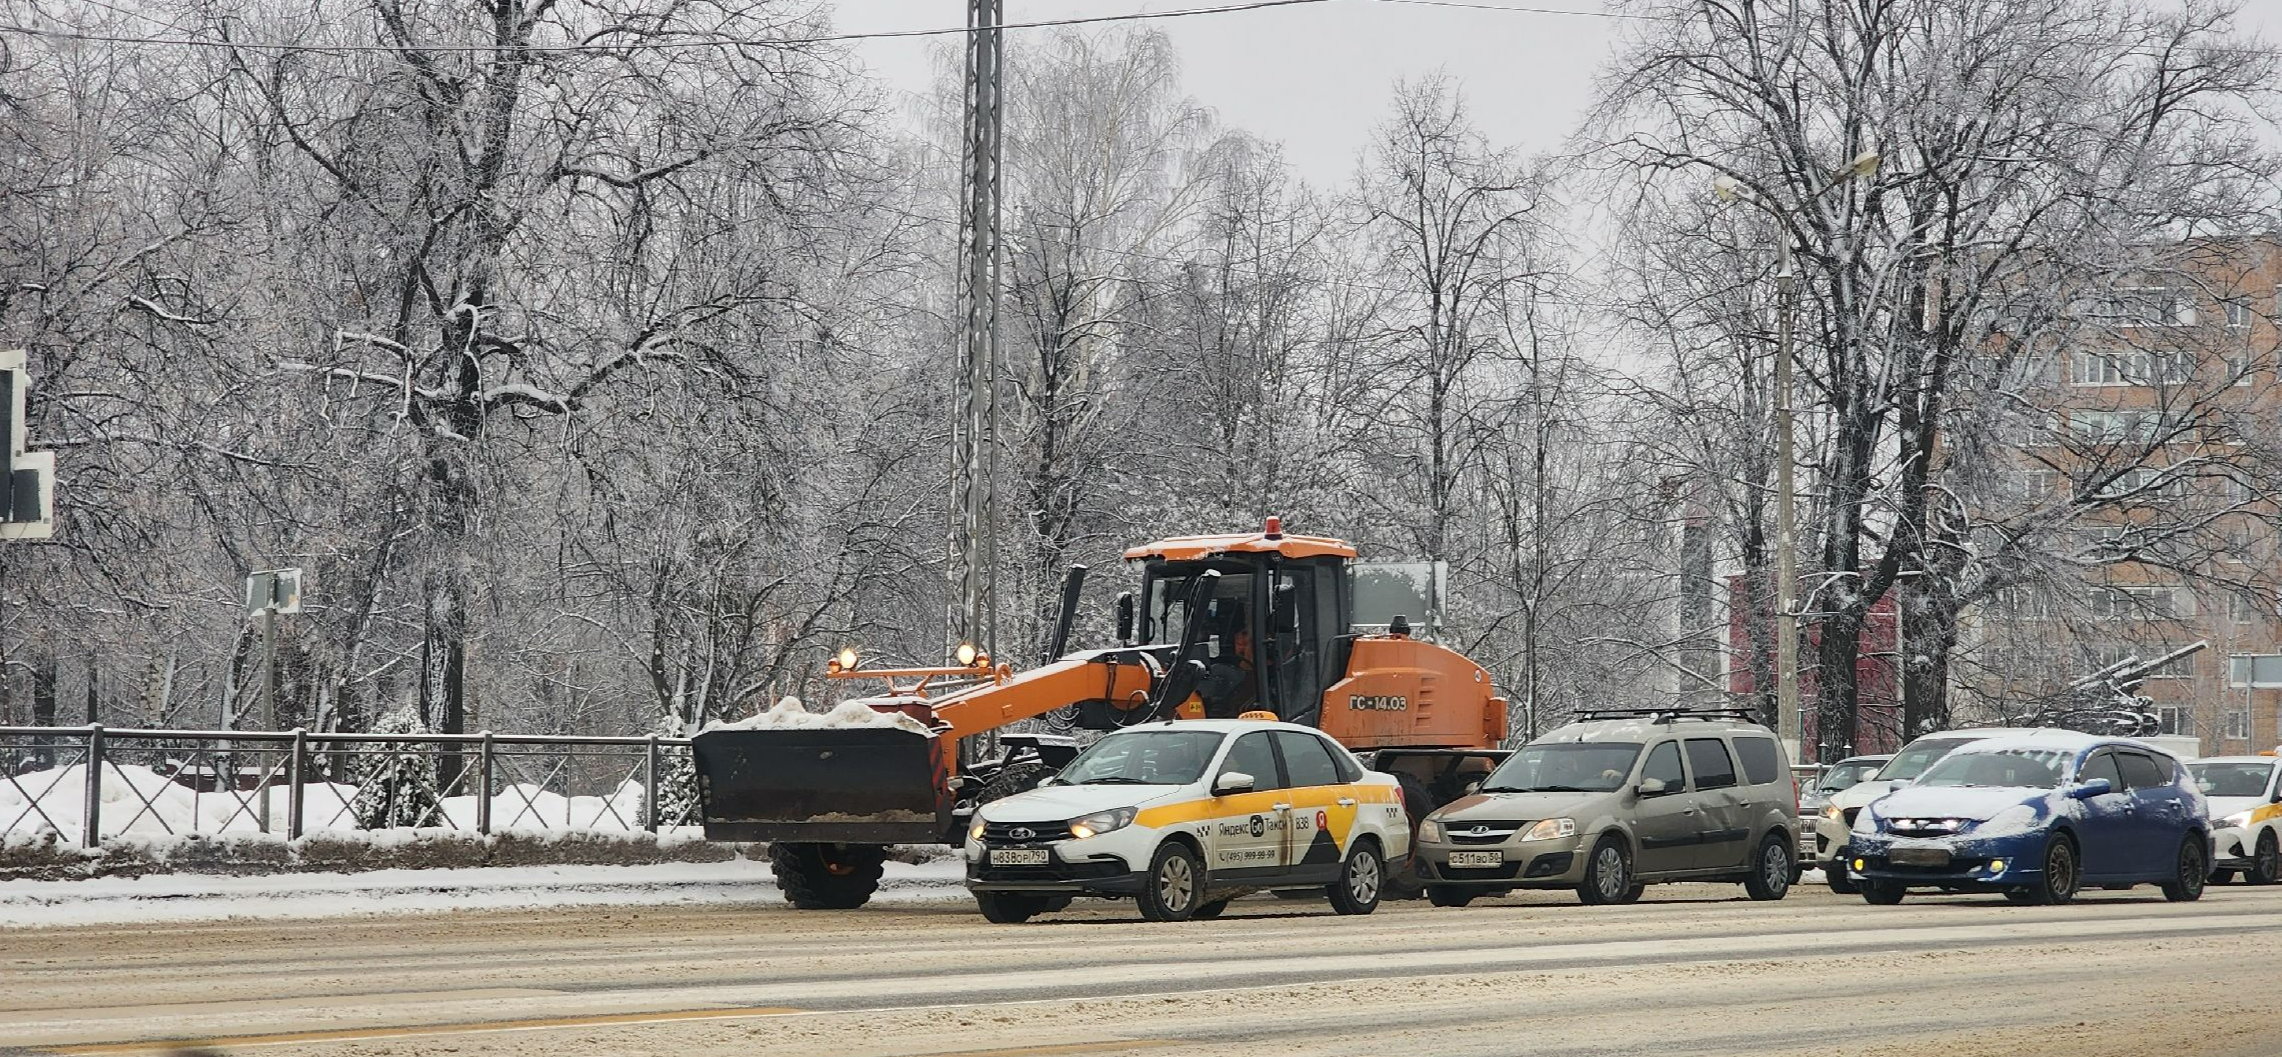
{"left": 1414, "top": 709, "right": 1799, "bottom": 905}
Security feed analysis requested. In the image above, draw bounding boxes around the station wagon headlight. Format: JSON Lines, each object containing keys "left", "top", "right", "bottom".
{"left": 1521, "top": 817, "right": 1576, "bottom": 841}
{"left": 2221, "top": 810, "right": 2252, "bottom": 829}
{"left": 1418, "top": 818, "right": 1444, "bottom": 842}
{"left": 1822, "top": 805, "right": 1845, "bottom": 821}
{"left": 1069, "top": 807, "right": 1138, "bottom": 840}
{"left": 969, "top": 818, "right": 987, "bottom": 843}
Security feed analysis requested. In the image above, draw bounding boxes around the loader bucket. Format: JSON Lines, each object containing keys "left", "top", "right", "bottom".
{"left": 691, "top": 727, "right": 955, "bottom": 845}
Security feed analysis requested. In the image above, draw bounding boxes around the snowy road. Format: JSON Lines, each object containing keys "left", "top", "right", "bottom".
{"left": 8, "top": 883, "right": 2282, "bottom": 1056}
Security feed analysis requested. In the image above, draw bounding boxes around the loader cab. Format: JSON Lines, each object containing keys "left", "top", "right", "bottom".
{"left": 1124, "top": 521, "right": 1355, "bottom": 729}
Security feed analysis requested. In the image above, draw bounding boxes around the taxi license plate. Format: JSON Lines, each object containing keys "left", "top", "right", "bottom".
{"left": 1890, "top": 847, "right": 1951, "bottom": 867}
{"left": 1447, "top": 851, "right": 1503, "bottom": 869}
{"left": 989, "top": 848, "right": 1050, "bottom": 866}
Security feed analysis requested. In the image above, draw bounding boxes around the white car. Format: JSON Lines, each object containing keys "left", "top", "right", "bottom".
{"left": 2186, "top": 755, "right": 2282, "bottom": 885}
{"left": 963, "top": 717, "right": 1411, "bottom": 923}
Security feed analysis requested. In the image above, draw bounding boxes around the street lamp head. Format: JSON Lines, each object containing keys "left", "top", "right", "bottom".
{"left": 1712, "top": 174, "right": 1745, "bottom": 202}
{"left": 1845, "top": 151, "right": 1881, "bottom": 179}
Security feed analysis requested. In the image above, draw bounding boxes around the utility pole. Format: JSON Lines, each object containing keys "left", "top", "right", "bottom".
{"left": 948, "top": 0, "right": 1003, "bottom": 663}
{"left": 1773, "top": 237, "right": 1802, "bottom": 764}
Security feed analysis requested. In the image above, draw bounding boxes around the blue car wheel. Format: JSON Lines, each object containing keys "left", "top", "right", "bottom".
{"left": 2025, "top": 833, "right": 2079, "bottom": 905}
{"left": 2160, "top": 836, "right": 2207, "bottom": 903}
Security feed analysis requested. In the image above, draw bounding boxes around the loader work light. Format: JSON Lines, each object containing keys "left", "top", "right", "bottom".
{"left": 955, "top": 642, "right": 979, "bottom": 666}
{"left": 836, "top": 646, "right": 859, "bottom": 672}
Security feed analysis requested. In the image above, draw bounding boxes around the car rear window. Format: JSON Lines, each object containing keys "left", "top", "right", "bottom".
{"left": 1733, "top": 736, "right": 1782, "bottom": 786}
{"left": 1685, "top": 738, "right": 1738, "bottom": 790}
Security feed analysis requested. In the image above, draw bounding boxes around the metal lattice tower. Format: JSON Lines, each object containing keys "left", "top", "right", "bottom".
{"left": 948, "top": 0, "right": 1003, "bottom": 660}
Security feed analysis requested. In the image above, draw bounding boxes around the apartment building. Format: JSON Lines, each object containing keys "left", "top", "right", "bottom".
{"left": 1966, "top": 236, "right": 2282, "bottom": 755}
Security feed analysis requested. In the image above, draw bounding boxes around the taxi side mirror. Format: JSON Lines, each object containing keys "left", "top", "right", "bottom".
{"left": 1464, "top": 779, "right": 1482, "bottom": 795}
{"left": 1213, "top": 771, "right": 1255, "bottom": 796}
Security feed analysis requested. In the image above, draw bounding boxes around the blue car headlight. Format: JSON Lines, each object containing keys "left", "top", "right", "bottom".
{"left": 1974, "top": 805, "right": 2039, "bottom": 837}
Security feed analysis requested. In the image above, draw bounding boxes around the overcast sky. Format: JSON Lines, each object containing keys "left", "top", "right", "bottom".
{"left": 825, "top": 0, "right": 1625, "bottom": 184}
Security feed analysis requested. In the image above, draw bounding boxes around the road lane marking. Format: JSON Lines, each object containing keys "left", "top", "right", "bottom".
{"left": 902, "top": 1044, "right": 1160, "bottom": 1057}
{"left": 0, "top": 988, "right": 565, "bottom": 1024}
{"left": 43, "top": 1005, "right": 803, "bottom": 1054}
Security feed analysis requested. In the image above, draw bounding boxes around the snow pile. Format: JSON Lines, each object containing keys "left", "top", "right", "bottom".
{"left": 0, "top": 762, "right": 359, "bottom": 843}
{"left": 2, "top": 763, "right": 656, "bottom": 842}
{"left": 438, "top": 780, "right": 646, "bottom": 830}
{"left": 704, "top": 695, "right": 933, "bottom": 736}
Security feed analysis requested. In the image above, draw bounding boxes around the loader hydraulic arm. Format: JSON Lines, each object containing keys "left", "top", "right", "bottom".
{"left": 832, "top": 651, "right": 1159, "bottom": 741}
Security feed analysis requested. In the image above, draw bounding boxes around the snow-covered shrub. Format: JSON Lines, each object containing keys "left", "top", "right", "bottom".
{"left": 350, "top": 706, "right": 442, "bottom": 830}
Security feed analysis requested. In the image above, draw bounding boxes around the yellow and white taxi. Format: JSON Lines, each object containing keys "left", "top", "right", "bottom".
{"left": 2186, "top": 755, "right": 2282, "bottom": 885}
{"left": 963, "top": 717, "right": 1410, "bottom": 923}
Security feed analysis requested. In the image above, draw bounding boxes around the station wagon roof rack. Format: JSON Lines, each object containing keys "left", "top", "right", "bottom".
{"left": 1574, "top": 706, "right": 1763, "bottom": 725}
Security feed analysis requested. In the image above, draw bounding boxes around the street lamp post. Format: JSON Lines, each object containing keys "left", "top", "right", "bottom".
{"left": 1716, "top": 151, "right": 1879, "bottom": 765}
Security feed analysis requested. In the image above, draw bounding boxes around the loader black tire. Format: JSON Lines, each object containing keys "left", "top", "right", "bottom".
{"left": 975, "top": 891, "right": 1049, "bottom": 924}
{"left": 1384, "top": 771, "right": 1436, "bottom": 901}
{"left": 976, "top": 761, "right": 1056, "bottom": 807}
{"left": 771, "top": 842, "right": 887, "bottom": 910}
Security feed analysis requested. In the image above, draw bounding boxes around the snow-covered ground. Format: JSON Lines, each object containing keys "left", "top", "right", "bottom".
{"left": 0, "top": 858, "right": 968, "bottom": 927}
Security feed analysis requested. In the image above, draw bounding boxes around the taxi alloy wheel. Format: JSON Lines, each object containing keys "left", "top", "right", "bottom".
{"left": 1139, "top": 843, "right": 1204, "bottom": 922}
{"left": 1329, "top": 843, "right": 1384, "bottom": 916}
{"left": 2253, "top": 832, "right": 2280, "bottom": 886}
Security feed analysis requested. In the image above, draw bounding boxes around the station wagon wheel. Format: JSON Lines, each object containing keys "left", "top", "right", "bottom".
{"left": 1743, "top": 833, "right": 1793, "bottom": 901}
{"left": 2160, "top": 836, "right": 2207, "bottom": 903}
{"left": 1576, "top": 835, "right": 1632, "bottom": 906}
{"left": 2252, "top": 832, "right": 2280, "bottom": 886}
{"left": 1138, "top": 843, "right": 1204, "bottom": 922}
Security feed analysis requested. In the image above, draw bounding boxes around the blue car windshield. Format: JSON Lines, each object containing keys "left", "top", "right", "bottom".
{"left": 1057, "top": 730, "right": 1223, "bottom": 786}
{"left": 1915, "top": 748, "right": 2072, "bottom": 790}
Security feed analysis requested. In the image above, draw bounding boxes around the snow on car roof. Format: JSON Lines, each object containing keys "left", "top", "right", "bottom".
{"left": 1107, "top": 717, "right": 1321, "bottom": 735}
{"left": 1945, "top": 730, "right": 2106, "bottom": 755}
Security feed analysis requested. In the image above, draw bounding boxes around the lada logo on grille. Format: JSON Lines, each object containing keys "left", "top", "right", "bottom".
{"left": 1010, "top": 827, "right": 1035, "bottom": 840}
{"left": 1471, "top": 825, "right": 1490, "bottom": 836}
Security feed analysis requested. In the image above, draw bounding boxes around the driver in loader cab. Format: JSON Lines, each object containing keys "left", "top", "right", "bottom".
{"left": 1196, "top": 616, "right": 1258, "bottom": 719}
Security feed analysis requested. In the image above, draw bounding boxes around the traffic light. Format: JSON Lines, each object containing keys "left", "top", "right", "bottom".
{"left": 0, "top": 349, "right": 55, "bottom": 540}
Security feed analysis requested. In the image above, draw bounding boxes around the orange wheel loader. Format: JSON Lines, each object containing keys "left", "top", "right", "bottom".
{"left": 692, "top": 518, "right": 1511, "bottom": 909}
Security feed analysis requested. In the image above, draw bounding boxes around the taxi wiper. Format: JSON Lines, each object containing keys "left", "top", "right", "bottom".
{"left": 1074, "top": 776, "right": 1154, "bottom": 785}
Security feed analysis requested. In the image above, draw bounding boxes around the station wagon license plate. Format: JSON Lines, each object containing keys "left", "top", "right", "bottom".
{"left": 1889, "top": 847, "right": 1952, "bottom": 867}
{"left": 989, "top": 848, "right": 1050, "bottom": 866}
{"left": 1447, "top": 851, "right": 1504, "bottom": 869}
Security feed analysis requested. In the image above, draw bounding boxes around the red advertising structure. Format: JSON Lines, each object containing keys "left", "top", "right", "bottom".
{"left": 1727, "top": 577, "right": 1903, "bottom": 758}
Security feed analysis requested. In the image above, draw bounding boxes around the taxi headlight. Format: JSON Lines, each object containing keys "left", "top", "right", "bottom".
{"left": 2221, "top": 810, "right": 2252, "bottom": 829}
{"left": 1418, "top": 818, "right": 1444, "bottom": 842}
{"left": 1521, "top": 817, "right": 1576, "bottom": 841}
{"left": 1069, "top": 807, "right": 1137, "bottom": 840}
{"left": 968, "top": 818, "right": 986, "bottom": 844}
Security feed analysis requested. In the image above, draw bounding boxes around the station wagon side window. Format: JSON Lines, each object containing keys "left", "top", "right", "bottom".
{"left": 1222, "top": 732, "right": 1285, "bottom": 791}
{"left": 1272, "top": 731, "right": 1343, "bottom": 788}
{"left": 2077, "top": 751, "right": 2123, "bottom": 790}
{"left": 1732, "top": 736, "right": 1782, "bottom": 786}
{"left": 1685, "top": 738, "right": 1739, "bottom": 791}
{"left": 1641, "top": 740, "right": 1686, "bottom": 792}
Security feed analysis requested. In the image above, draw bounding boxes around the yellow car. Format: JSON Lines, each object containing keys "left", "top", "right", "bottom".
{"left": 2187, "top": 756, "right": 2282, "bottom": 885}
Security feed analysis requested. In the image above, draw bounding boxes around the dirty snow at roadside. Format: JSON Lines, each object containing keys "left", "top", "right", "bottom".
{"left": 0, "top": 858, "right": 967, "bottom": 927}
{"left": 704, "top": 696, "right": 933, "bottom": 736}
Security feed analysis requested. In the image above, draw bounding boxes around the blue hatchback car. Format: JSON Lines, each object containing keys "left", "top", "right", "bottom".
{"left": 1844, "top": 733, "right": 2209, "bottom": 905}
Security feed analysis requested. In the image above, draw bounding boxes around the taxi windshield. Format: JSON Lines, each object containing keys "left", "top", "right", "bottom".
{"left": 2188, "top": 761, "right": 2277, "bottom": 798}
{"left": 1056, "top": 730, "right": 1224, "bottom": 786}
{"left": 1481, "top": 743, "right": 1644, "bottom": 793}
{"left": 1878, "top": 737, "right": 1976, "bottom": 782}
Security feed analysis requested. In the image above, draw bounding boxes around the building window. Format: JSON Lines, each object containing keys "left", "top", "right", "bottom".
{"left": 2093, "top": 287, "right": 2195, "bottom": 328}
{"left": 2222, "top": 354, "right": 2255, "bottom": 385}
{"left": 2225, "top": 298, "right": 2254, "bottom": 328}
{"left": 2091, "top": 586, "right": 2184, "bottom": 619}
{"left": 2230, "top": 594, "right": 2264, "bottom": 624}
{"left": 2228, "top": 654, "right": 2282, "bottom": 688}
{"left": 2068, "top": 351, "right": 2190, "bottom": 386}
{"left": 2224, "top": 710, "right": 2251, "bottom": 740}
{"left": 2158, "top": 706, "right": 2194, "bottom": 736}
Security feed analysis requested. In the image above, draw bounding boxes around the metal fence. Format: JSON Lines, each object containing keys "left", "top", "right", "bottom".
{"left": 0, "top": 725, "right": 697, "bottom": 847}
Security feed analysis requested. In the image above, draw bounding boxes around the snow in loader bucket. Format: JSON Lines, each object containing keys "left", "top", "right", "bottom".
{"left": 691, "top": 726, "right": 954, "bottom": 844}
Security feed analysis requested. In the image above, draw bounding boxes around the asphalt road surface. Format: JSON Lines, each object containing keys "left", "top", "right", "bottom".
{"left": 8, "top": 882, "right": 2282, "bottom": 1057}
